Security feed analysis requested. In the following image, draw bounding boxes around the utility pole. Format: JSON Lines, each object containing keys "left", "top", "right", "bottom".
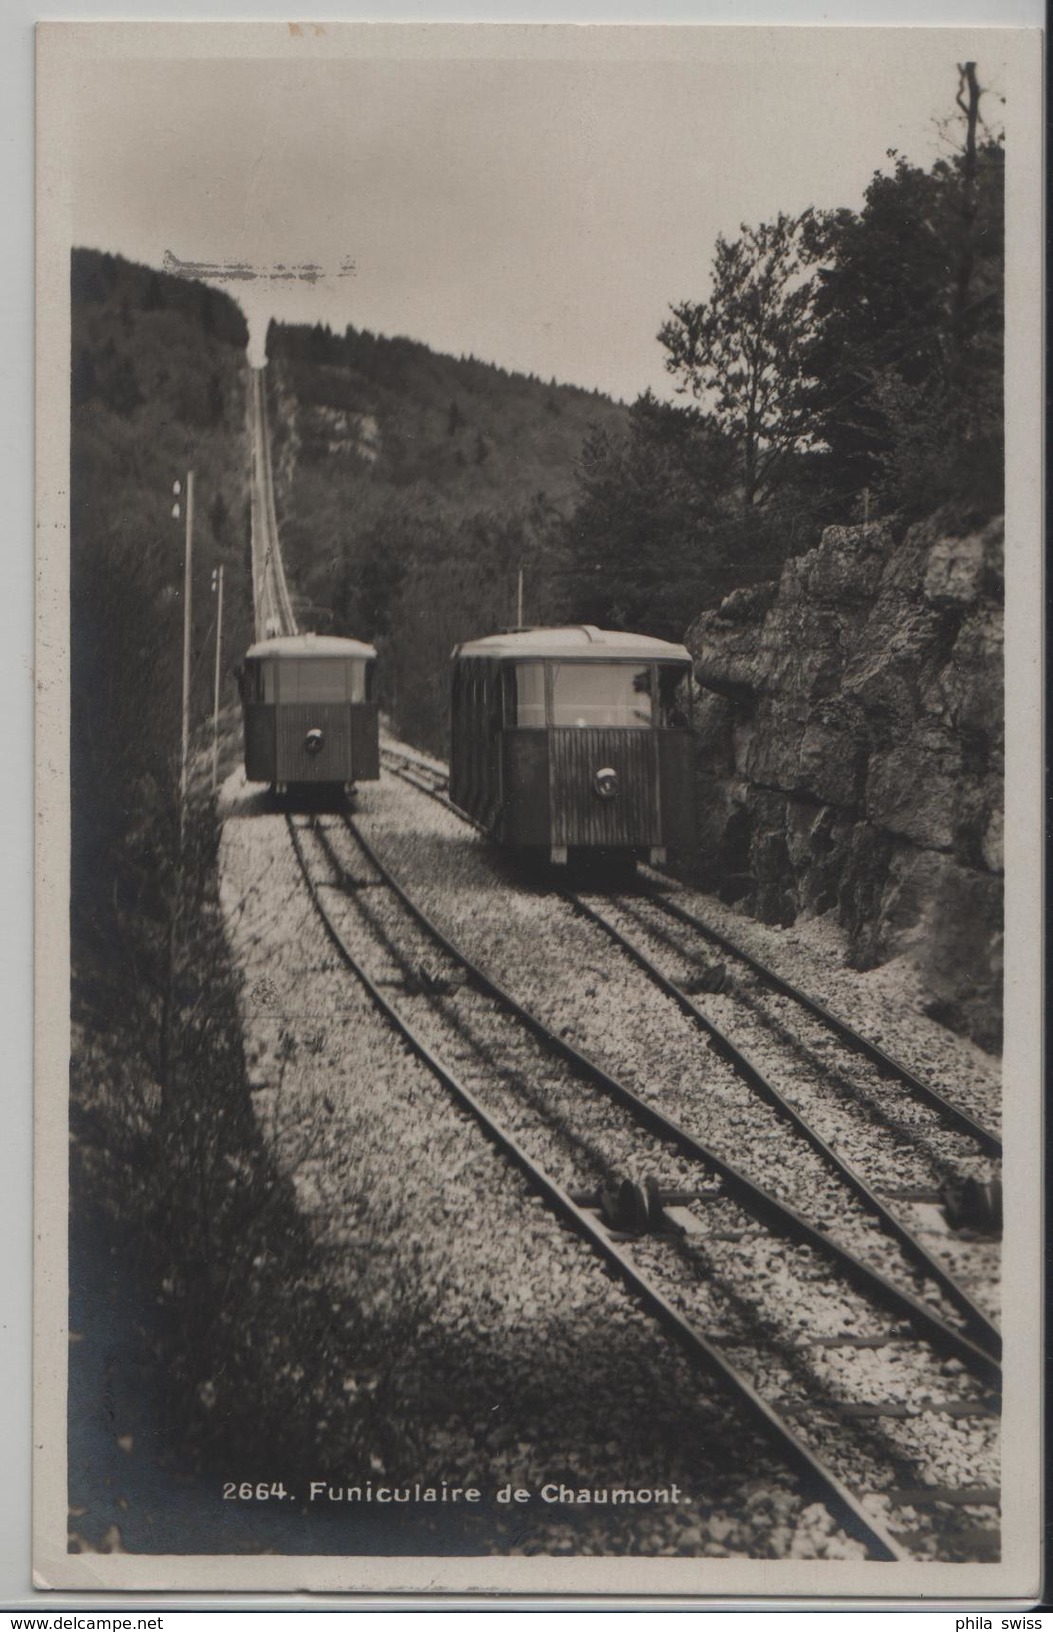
{"left": 161, "top": 468, "right": 194, "bottom": 1103}
{"left": 211, "top": 563, "right": 224, "bottom": 792}
{"left": 516, "top": 566, "right": 524, "bottom": 628}
{"left": 178, "top": 470, "right": 195, "bottom": 849}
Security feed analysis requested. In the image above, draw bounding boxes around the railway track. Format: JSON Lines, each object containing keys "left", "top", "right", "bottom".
{"left": 248, "top": 366, "right": 298, "bottom": 641}
{"left": 285, "top": 801, "right": 1001, "bottom": 1562}
{"left": 380, "top": 746, "right": 999, "bottom": 1148}
{"left": 561, "top": 891, "right": 1000, "bottom": 1340}
{"left": 380, "top": 745, "right": 1001, "bottom": 1331}
{"left": 628, "top": 878, "right": 1002, "bottom": 1159}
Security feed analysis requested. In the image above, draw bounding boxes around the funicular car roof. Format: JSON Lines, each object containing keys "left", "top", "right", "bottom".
{"left": 454, "top": 625, "right": 692, "bottom": 663}
{"left": 246, "top": 633, "right": 377, "bottom": 661}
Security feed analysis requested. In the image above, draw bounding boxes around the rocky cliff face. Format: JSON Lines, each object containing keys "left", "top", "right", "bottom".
{"left": 685, "top": 513, "right": 1004, "bottom": 1052}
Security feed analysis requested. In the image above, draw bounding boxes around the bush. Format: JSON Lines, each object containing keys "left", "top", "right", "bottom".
{"left": 71, "top": 797, "right": 431, "bottom": 1482}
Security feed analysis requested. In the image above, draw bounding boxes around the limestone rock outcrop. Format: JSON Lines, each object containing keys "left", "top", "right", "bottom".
{"left": 685, "top": 513, "right": 1004, "bottom": 1051}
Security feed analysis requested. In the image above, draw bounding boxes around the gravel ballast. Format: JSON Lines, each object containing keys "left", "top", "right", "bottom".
{"left": 360, "top": 762, "right": 999, "bottom": 1336}
{"left": 362, "top": 751, "right": 1001, "bottom": 1554}
{"left": 218, "top": 772, "right": 859, "bottom": 1558}
{"left": 215, "top": 752, "right": 1002, "bottom": 1562}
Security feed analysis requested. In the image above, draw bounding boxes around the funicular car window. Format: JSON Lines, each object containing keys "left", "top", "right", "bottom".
{"left": 657, "top": 662, "right": 691, "bottom": 728}
{"left": 551, "top": 662, "right": 653, "bottom": 728}
{"left": 346, "top": 661, "right": 367, "bottom": 704}
{"left": 280, "top": 659, "right": 350, "bottom": 703}
{"left": 509, "top": 661, "right": 547, "bottom": 727}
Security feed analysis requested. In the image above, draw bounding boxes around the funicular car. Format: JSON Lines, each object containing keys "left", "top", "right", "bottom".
{"left": 449, "top": 625, "right": 696, "bottom": 866}
{"left": 238, "top": 632, "right": 379, "bottom": 791}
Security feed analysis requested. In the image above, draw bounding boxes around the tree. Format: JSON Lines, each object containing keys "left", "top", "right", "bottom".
{"left": 381, "top": 505, "right": 561, "bottom": 753}
{"left": 803, "top": 116, "right": 1003, "bottom": 515}
{"left": 557, "top": 394, "right": 770, "bottom": 638}
{"left": 71, "top": 346, "right": 97, "bottom": 406}
{"left": 658, "top": 211, "right": 822, "bottom": 511}
{"left": 143, "top": 271, "right": 166, "bottom": 311}
{"left": 951, "top": 61, "right": 983, "bottom": 360}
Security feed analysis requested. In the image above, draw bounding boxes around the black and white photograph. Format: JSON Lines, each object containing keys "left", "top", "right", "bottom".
{"left": 34, "top": 19, "right": 1043, "bottom": 1600}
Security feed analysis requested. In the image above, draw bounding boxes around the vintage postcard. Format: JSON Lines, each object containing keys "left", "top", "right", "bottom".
{"left": 35, "top": 20, "right": 1043, "bottom": 1602}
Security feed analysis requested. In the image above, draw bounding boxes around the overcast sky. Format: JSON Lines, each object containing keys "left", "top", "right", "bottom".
{"left": 66, "top": 24, "right": 1012, "bottom": 402}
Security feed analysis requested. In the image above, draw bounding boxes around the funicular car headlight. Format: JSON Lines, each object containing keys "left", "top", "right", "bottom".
{"left": 593, "top": 766, "right": 619, "bottom": 800}
{"left": 304, "top": 728, "right": 325, "bottom": 755}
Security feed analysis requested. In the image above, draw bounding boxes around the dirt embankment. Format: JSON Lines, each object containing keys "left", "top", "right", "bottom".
{"left": 685, "top": 513, "right": 1004, "bottom": 1052}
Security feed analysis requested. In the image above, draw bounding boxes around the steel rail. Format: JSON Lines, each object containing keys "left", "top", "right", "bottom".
{"left": 249, "top": 371, "right": 281, "bottom": 641}
{"left": 254, "top": 368, "right": 298, "bottom": 635}
{"left": 380, "top": 748, "right": 450, "bottom": 796}
{"left": 286, "top": 812, "right": 910, "bottom": 1563}
{"left": 564, "top": 889, "right": 1001, "bottom": 1363}
{"left": 374, "top": 754, "right": 1001, "bottom": 1370}
{"left": 329, "top": 812, "right": 999, "bottom": 1388}
{"left": 379, "top": 745, "right": 1001, "bottom": 1161}
{"left": 248, "top": 366, "right": 297, "bottom": 641}
{"left": 638, "top": 885, "right": 1002, "bottom": 1159}
{"left": 247, "top": 372, "right": 269, "bottom": 640}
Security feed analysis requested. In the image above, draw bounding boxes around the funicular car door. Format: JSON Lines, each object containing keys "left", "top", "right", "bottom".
{"left": 449, "top": 660, "right": 467, "bottom": 814}
{"left": 463, "top": 660, "right": 486, "bottom": 824}
{"left": 482, "top": 662, "right": 504, "bottom": 832}
{"left": 548, "top": 659, "right": 661, "bottom": 851}
{"left": 239, "top": 657, "right": 276, "bottom": 783}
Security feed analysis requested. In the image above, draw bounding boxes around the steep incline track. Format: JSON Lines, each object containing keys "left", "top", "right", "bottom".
{"left": 248, "top": 366, "right": 298, "bottom": 641}
{"left": 380, "top": 746, "right": 999, "bottom": 1154}
{"left": 379, "top": 746, "right": 1001, "bottom": 1352}
{"left": 284, "top": 802, "right": 1001, "bottom": 1562}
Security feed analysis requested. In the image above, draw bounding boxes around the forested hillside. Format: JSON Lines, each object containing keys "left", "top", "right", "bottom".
{"left": 71, "top": 246, "right": 252, "bottom": 1044}
{"left": 71, "top": 253, "right": 393, "bottom": 1485}
{"left": 264, "top": 322, "right": 629, "bottom": 749}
